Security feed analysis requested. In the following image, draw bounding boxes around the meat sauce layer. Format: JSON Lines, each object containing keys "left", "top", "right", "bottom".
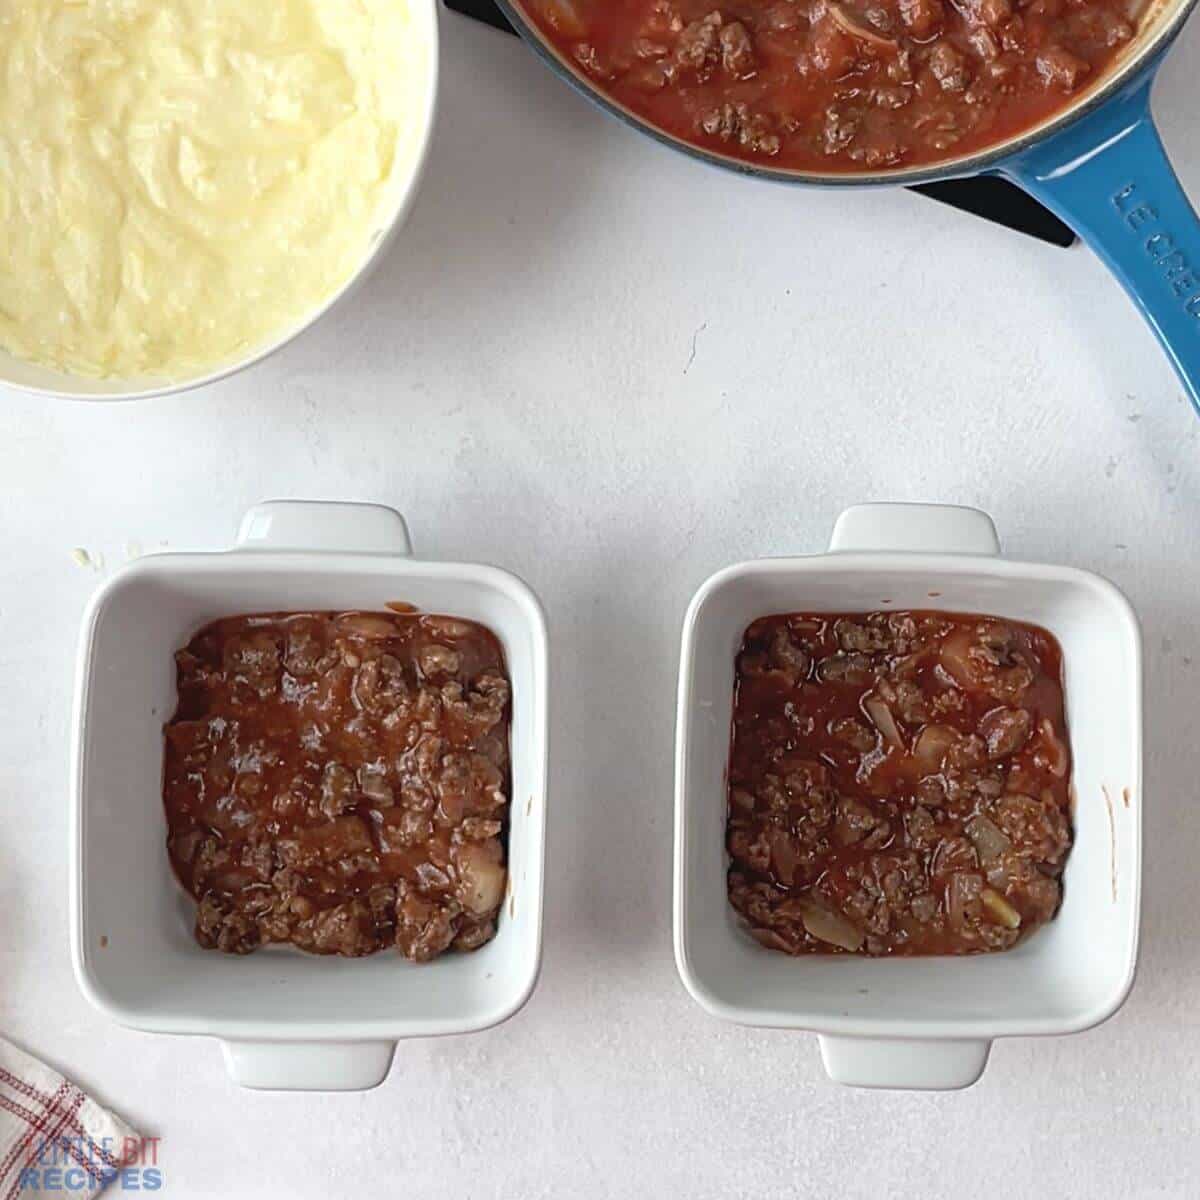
{"left": 727, "top": 610, "right": 1073, "bottom": 955}
{"left": 163, "top": 611, "right": 511, "bottom": 962}
{"left": 525, "top": 0, "right": 1142, "bottom": 170}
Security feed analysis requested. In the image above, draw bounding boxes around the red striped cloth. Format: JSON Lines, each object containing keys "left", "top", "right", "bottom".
{"left": 0, "top": 1037, "right": 139, "bottom": 1198}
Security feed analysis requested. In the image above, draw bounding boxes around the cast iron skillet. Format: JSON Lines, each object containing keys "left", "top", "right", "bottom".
{"left": 498, "top": 0, "right": 1200, "bottom": 413}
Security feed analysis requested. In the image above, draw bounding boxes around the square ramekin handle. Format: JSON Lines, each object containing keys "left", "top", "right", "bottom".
{"left": 818, "top": 1035, "right": 992, "bottom": 1091}
{"left": 829, "top": 503, "right": 1000, "bottom": 556}
{"left": 220, "top": 1039, "right": 397, "bottom": 1091}
{"left": 234, "top": 500, "right": 413, "bottom": 555}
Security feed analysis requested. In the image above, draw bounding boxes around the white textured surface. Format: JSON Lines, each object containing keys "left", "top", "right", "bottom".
{"left": 3, "top": 12, "right": 1200, "bottom": 1196}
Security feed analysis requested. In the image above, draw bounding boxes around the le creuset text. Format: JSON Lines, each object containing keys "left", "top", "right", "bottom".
{"left": 1113, "top": 182, "right": 1200, "bottom": 317}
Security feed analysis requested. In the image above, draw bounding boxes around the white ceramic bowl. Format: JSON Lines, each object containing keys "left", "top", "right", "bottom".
{"left": 674, "top": 503, "right": 1142, "bottom": 1091}
{"left": 71, "top": 501, "right": 548, "bottom": 1091}
{"left": 4, "top": 2, "right": 439, "bottom": 402}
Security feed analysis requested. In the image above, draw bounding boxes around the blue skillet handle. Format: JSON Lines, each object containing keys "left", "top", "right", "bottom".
{"left": 1001, "top": 75, "right": 1200, "bottom": 416}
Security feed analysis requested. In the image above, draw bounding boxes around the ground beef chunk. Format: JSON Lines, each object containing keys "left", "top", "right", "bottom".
{"left": 699, "top": 102, "right": 781, "bottom": 155}
{"left": 831, "top": 716, "right": 875, "bottom": 753}
{"left": 320, "top": 762, "right": 357, "bottom": 818}
{"left": 992, "top": 792, "right": 1072, "bottom": 865}
{"left": 196, "top": 893, "right": 260, "bottom": 954}
{"left": 674, "top": 11, "right": 723, "bottom": 80}
{"left": 719, "top": 20, "right": 756, "bottom": 76}
{"left": 818, "top": 650, "right": 876, "bottom": 684}
{"left": 298, "top": 901, "right": 380, "bottom": 957}
{"left": 928, "top": 42, "right": 972, "bottom": 92}
{"left": 222, "top": 631, "right": 282, "bottom": 698}
{"left": 1036, "top": 45, "right": 1091, "bottom": 90}
{"left": 395, "top": 893, "right": 462, "bottom": 962}
{"left": 981, "top": 706, "right": 1033, "bottom": 759}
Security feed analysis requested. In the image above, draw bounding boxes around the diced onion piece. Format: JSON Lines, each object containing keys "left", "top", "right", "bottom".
{"left": 1038, "top": 717, "right": 1070, "bottom": 778}
{"left": 913, "top": 723, "right": 957, "bottom": 773}
{"left": 454, "top": 842, "right": 506, "bottom": 915}
{"left": 800, "top": 900, "right": 865, "bottom": 952}
{"left": 864, "top": 695, "right": 905, "bottom": 749}
{"left": 828, "top": 2, "right": 899, "bottom": 48}
{"left": 938, "top": 627, "right": 976, "bottom": 688}
{"left": 981, "top": 887, "right": 1022, "bottom": 929}
{"left": 770, "top": 828, "right": 800, "bottom": 885}
{"left": 965, "top": 814, "right": 1012, "bottom": 864}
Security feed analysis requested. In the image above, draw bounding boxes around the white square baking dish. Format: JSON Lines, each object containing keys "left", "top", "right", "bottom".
{"left": 71, "top": 501, "right": 548, "bottom": 1091}
{"left": 674, "top": 503, "right": 1142, "bottom": 1090}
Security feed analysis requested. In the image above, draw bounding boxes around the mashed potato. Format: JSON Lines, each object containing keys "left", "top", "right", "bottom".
{"left": 0, "top": 0, "right": 424, "bottom": 379}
